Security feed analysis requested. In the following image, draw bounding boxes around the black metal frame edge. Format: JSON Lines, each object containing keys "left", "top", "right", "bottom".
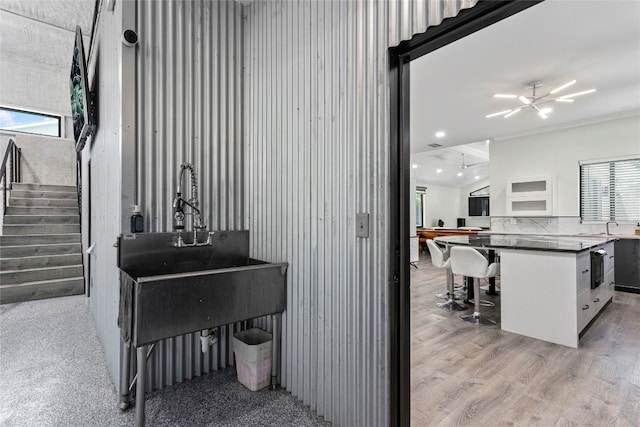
{"left": 388, "top": 1, "right": 544, "bottom": 426}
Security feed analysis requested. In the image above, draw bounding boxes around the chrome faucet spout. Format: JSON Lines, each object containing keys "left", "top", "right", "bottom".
{"left": 172, "top": 163, "right": 210, "bottom": 247}
{"left": 606, "top": 220, "right": 618, "bottom": 235}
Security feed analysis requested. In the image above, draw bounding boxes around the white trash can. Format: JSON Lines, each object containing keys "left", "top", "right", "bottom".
{"left": 233, "top": 328, "right": 272, "bottom": 391}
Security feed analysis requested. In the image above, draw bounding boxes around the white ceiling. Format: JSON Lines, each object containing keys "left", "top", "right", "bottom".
{"left": 410, "top": 0, "right": 640, "bottom": 188}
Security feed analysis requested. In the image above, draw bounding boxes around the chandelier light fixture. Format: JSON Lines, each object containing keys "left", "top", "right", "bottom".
{"left": 486, "top": 80, "right": 596, "bottom": 120}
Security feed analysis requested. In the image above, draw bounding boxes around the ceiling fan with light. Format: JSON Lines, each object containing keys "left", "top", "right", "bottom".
{"left": 486, "top": 79, "right": 596, "bottom": 120}
{"left": 459, "top": 153, "right": 485, "bottom": 170}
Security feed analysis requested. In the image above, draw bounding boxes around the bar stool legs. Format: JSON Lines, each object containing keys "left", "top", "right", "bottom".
{"left": 460, "top": 279, "right": 497, "bottom": 325}
{"left": 437, "top": 270, "right": 468, "bottom": 311}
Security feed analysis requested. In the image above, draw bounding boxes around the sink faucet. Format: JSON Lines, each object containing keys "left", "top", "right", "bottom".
{"left": 173, "top": 163, "right": 212, "bottom": 247}
{"left": 605, "top": 220, "right": 618, "bottom": 235}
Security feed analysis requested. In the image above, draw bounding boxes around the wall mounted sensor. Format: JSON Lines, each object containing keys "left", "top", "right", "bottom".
{"left": 122, "top": 29, "right": 138, "bottom": 47}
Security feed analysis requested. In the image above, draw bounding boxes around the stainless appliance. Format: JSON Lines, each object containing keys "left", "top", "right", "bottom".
{"left": 591, "top": 248, "right": 606, "bottom": 289}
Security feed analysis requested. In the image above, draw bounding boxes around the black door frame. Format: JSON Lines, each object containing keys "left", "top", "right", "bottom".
{"left": 388, "top": 1, "right": 543, "bottom": 425}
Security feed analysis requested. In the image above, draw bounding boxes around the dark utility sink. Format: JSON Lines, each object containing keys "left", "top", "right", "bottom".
{"left": 117, "top": 231, "right": 287, "bottom": 347}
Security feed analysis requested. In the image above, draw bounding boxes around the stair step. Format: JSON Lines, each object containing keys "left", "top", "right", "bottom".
{"left": 8, "top": 197, "right": 78, "bottom": 208}
{"left": 1, "top": 254, "right": 82, "bottom": 270}
{"left": 5, "top": 206, "right": 78, "bottom": 215}
{"left": 10, "top": 183, "right": 76, "bottom": 193}
{"left": 2, "top": 224, "right": 80, "bottom": 235}
{"left": 1, "top": 243, "right": 81, "bottom": 258}
{"left": 3, "top": 215, "right": 79, "bottom": 225}
{"left": 0, "top": 277, "right": 84, "bottom": 304}
{"left": 0, "top": 233, "right": 81, "bottom": 245}
{"left": 9, "top": 190, "right": 77, "bottom": 200}
{"left": 0, "top": 265, "right": 84, "bottom": 285}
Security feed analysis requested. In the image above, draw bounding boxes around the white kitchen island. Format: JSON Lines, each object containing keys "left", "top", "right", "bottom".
{"left": 435, "top": 234, "right": 615, "bottom": 348}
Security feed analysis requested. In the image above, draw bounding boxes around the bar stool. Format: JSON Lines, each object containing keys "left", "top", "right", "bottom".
{"left": 449, "top": 246, "right": 500, "bottom": 325}
{"left": 426, "top": 240, "right": 468, "bottom": 311}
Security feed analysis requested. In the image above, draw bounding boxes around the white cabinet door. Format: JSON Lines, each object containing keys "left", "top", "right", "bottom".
{"left": 577, "top": 252, "right": 591, "bottom": 294}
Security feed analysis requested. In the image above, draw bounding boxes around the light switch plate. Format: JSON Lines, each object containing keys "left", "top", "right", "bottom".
{"left": 356, "top": 213, "right": 370, "bottom": 238}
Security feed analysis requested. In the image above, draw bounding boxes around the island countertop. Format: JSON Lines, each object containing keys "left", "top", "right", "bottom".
{"left": 434, "top": 234, "right": 616, "bottom": 253}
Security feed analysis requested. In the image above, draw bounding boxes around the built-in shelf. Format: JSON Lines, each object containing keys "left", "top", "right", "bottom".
{"left": 506, "top": 175, "right": 554, "bottom": 216}
{"left": 507, "top": 175, "right": 553, "bottom": 197}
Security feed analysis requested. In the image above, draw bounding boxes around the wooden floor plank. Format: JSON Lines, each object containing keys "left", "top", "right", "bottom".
{"left": 410, "top": 252, "right": 640, "bottom": 426}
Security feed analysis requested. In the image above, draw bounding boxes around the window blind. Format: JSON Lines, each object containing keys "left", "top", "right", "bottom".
{"left": 580, "top": 158, "right": 640, "bottom": 221}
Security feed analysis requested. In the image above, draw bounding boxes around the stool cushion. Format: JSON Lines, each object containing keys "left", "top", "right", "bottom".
{"left": 426, "top": 239, "right": 450, "bottom": 269}
{"left": 450, "top": 246, "right": 499, "bottom": 279}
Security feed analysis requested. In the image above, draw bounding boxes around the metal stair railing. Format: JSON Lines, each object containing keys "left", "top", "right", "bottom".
{"left": 1, "top": 139, "right": 22, "bottom": 222}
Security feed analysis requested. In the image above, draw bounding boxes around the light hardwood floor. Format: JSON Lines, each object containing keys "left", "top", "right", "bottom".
{"left": 410, "top": 252, "right": 640, "bottom": 427}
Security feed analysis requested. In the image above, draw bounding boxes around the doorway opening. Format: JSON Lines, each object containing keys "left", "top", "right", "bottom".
{"left": 388, "top": 1, "right": 542, "bottom": 425}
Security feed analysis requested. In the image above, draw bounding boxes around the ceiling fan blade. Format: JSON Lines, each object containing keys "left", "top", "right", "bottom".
{"left": 466, "top": 161, "right": 488, "bottom": 167}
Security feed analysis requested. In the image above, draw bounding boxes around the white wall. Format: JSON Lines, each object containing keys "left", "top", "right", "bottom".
{"left": 1, "top": 131, "right": 75, "bottom": 186}
{"left": 411, "top": 177, "right": 418, "bottom": 232}
{"left": 491, "top": 115, "right": 640, "bottom": 217}
{"left": 459, "top": 178, "right": 491, "bottom": 228}
{"left": 422, "top": 183, "right": 461, "bottom": 228}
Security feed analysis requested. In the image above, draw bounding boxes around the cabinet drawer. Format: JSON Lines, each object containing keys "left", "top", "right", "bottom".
{"left": 577, "top": 289, "right": 593, "bottom": 332}
{"left": 591, "top": 287, "right": 606, "bottom": 314}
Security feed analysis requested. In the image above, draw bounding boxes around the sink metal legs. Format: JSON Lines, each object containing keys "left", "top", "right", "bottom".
{"left": 271, "top": 313, "right": 281, "bottom": 389}
{"left": 119, "top": 343, "right": 131, "bottom": 410}
{"left": 136, "top": 346, "right": 147, "bottom": 427}
{"left": 125, "top": 314, "right": 283, "bottom": 426}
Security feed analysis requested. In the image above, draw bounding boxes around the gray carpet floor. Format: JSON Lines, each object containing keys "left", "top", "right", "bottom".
{"left": 0, "top": 295, "right": 327, "bottom": 426}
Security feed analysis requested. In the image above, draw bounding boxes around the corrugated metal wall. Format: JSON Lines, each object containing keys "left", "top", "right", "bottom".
{"left": 245, "top": 1, "right": 478, "bottom": 425}
{"left": 133, "top": 0, "right": 245, "bottom": 391}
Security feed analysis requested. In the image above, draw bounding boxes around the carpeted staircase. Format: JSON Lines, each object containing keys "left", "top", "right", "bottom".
{"left": 1, "top": 183, "right": 84, "bottom": 304}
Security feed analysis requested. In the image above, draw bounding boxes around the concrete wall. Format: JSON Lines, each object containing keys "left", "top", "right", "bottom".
{"left": 0, "top": 131, "right": 76, "bottom": 186}
{"left": 0, "top": 5, "right": 91, "bottom": 116}
{"left": 490, "top": 114, "right": 640, "bottom": 217}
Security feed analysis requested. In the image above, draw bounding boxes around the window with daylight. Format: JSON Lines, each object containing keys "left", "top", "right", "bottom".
{"left": 580, "top": 157, "right": 640, "bottom": 222}
{"left": 415, "top": 189, "right": 425, "bottom": 228}
{"left": 0, "top": 106, "right": 61, "bottom": 137}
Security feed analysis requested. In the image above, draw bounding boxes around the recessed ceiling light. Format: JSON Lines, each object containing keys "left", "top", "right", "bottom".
{"left": 435, "top": 131, "right": 446, "bottom": 138}
{"left": 436, "top": 168, "right": 443, "bottom": 173}
{"left": 457, "top": 172, "right": 463, "bottom": 177}
{"left": 412, "top": 164, "right": 418, "bottom": 169}
{"left": 474, "top": 176, "right": 480, "bottom": 180}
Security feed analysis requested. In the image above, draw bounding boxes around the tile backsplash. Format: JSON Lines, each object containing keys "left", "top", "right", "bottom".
{"left": 491, "top": 217, "right": 638, "bottom": 235}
